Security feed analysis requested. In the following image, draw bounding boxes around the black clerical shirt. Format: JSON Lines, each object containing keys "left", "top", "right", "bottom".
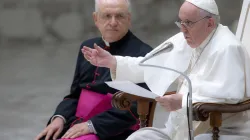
{"left": 50, "top": 31, "right": 152, "bottom": 140}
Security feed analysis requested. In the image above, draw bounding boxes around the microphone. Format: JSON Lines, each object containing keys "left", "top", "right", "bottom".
{"left": 140, "top": 42, "right": 174, "bottom": 64}
{"left": 139, "top": 42, "right": 194, "bottom": 140}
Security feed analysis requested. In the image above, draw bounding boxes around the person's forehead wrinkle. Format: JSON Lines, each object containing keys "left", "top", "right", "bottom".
{"left": 180, "top": 2, "right": 201, "bottom": 21}
{"left": 98, "top": 2, "right": 129, "bottom": 13}
{"left": 100, "top": 7, "right": 128, "bottom": 15}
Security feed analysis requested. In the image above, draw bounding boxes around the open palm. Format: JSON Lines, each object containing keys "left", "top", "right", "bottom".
{"left": 81, "top": 43, "right": 115, "bottom": 68}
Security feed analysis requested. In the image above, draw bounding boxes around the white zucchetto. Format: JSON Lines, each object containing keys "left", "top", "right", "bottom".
{"left": 186, "top": 0, "right": 219, "bottom": 15}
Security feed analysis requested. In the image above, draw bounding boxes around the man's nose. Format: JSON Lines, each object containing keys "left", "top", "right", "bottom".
{"left": 180, "top": 25, "right": 188, "bottom": 33}
{"left": 110, "top": 16, "right": 118, "bottom": 26}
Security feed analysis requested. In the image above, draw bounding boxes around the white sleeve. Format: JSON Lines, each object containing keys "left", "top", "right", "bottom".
{"left": 51, "top": 115, "right": 66, "bottom": 124}
{"left": 111, "top": 56, "right": 145, "bottom": 83}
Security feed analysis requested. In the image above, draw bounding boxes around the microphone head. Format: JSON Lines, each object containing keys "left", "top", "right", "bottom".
{"left": 152, "top": 42, "right": 174, "bottom": 55}
{"left": 140, "top": 42, "right": 174, "bottom": 64}
{"left": 164, "top": 42, "right": 174, "bottom": 52}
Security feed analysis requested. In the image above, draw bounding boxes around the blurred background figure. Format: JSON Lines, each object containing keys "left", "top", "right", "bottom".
{"left": 0, "top": 0, "right": 243, "bottom": 140}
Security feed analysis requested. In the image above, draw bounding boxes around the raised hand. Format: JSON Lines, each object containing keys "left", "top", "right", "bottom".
{"left": 81, "top": 43, "right": 116, "bottom": 69}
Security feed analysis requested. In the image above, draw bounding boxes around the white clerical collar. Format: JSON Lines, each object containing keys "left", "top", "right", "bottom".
{"left": 102, "top": 37, "right": 110, "bottom": 47}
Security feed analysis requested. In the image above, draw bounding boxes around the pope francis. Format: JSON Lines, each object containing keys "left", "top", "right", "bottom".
{"left": 82, "top": 0, "right": 250, "bottom": 139}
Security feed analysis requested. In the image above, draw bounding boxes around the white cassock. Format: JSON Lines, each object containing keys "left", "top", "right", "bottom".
{"left": 112, "top": 24, "right": 250, "bottom": 140}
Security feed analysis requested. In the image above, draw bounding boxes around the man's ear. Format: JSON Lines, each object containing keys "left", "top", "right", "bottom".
{"left": 208, "top": 18, "right": 215, "bottom": 28}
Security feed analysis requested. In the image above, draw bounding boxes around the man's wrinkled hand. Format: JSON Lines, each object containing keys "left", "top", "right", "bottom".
{"left": 61, "top": 122, "right": 90, "bottom": 139}
{"left": 35, "top": 117, "right": 64, "bottom": 140}
{"left": 155, "top": 93, "right": 183, "bottom": 112}
{"left": 81, "top": 43, "right": 116, "bottom": 69}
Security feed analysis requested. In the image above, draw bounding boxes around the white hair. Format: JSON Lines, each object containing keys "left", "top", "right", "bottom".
{"left": 199, "top": 8, "right": 220, "bottom": 26}
{"left": 94, "top": 0, "right": 131, "bottom": 12}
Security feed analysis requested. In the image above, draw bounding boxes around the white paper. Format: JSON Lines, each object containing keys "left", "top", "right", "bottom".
{"left": 105, "top": 81, "right": 159, "bottom": 99}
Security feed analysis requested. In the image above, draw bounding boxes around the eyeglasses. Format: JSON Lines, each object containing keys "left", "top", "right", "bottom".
{"left": 175, "top": 16, "right": 211, "bottom": 28}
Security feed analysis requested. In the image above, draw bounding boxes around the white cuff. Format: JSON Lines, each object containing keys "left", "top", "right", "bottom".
{"left": 110, "top": 67, "right": 116, "bottom": 81}
{"left": 182, "top": 93, "right": 189, "bottom": 108}
{"left": 51, "top": 115, "right": 66, "bottom": 124}
{"left": 110, "top": 56, "right": 118, "bottom": 80}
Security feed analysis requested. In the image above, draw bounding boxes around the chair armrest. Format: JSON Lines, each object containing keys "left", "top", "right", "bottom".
{"left": 111, "top": 91, "right": 155, "bottom": 128}
{"left": 111, "top": 91, "right": 155, "bottom": 110}
{"left": 111, "top": 91, "right": 176, "bottom": 110}
{"left": 193, "top": 99, "right": 250, "bottom": 121}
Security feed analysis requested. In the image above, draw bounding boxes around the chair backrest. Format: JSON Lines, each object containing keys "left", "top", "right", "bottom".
{"left": 236, "top": 0, "right": 250, "bottom": 99}
{"left": 236, "top": 0, "right": 250, "bottom": 50}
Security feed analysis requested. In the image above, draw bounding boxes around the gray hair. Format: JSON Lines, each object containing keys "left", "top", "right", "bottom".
{"left": 199, "top": 9, "right": 220, "bottom": 26}
{"left": 94, "top": 0, "right": 131, "bottom": 12}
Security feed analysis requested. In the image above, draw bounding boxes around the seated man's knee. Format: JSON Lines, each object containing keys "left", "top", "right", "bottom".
{"left": 127, "top": 129, "right": 152, "bottom": 140}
